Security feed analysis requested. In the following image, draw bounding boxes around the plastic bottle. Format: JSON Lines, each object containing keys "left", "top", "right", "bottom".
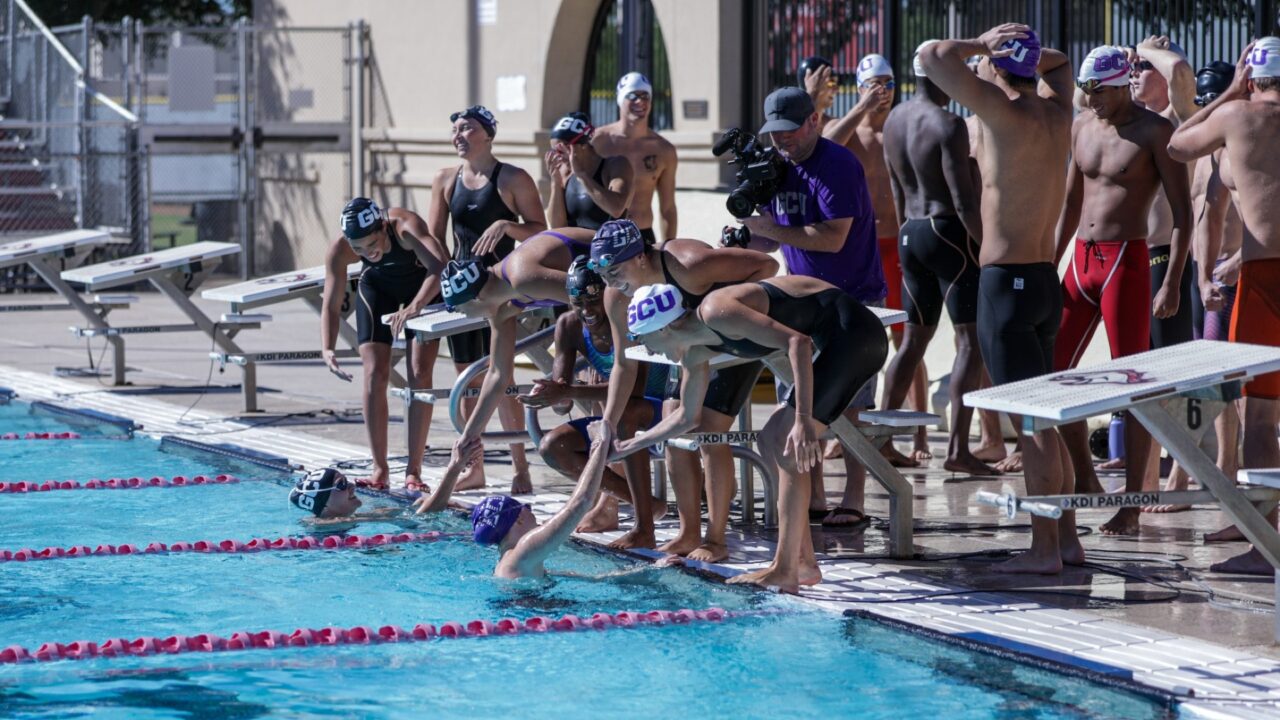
{"left": 1108, "top": 413, "right": 1125, "bottom": 460}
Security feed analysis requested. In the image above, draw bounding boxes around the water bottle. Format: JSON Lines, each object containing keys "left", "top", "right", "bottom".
{"left": 1108, "top": 413, "right": 1125, "bottom": 460}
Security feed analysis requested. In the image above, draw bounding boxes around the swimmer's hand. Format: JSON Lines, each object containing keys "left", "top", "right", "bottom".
{"left": 978, "top": 23, "right": 1032, "bottom": 58}
{"left": 322, "top": 349, "right": 353, "bottom": 382}
{"left": 518, "top": 378, "right": 573, "bottom": 414}
{"left": 785, "top": 414, "right": 822, "bottom": 474}
{"left": 1199, "top": 280, "right": 1226, "bottom": 313}
{"left": 1225, "top": 43, "right": 1256, "bottom": 102}
{"left": 474, "top": 219, "right": 510, "bottom": 258}
{"left": 804, "top": 64, "right": 836, "bottom": 109}
{"left": 1214, "top": 253, "right": 1241, "bottom": 286}
{"left": 387, "top": 303, "right": 423, "bottom": 339}
{"left": 545, "top": 148, "right": 571, "bottom": 188}
{"left": 1152, "top": 282, "right": 1180, "bottom": 319}
{"left": 586, "top": 419, "right": 614, "bottom": 447}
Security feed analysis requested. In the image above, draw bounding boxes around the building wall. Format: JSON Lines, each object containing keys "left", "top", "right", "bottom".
{"left": 254, "top": 0, "right": 740, "bottom": 270}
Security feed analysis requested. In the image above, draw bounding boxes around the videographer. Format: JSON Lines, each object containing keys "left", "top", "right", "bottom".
{"left": 734, "top": 86, "right": 887, "bottom": 529}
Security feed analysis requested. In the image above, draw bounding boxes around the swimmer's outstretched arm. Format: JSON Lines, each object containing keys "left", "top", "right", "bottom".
{"left": 612, "top": 359, "right": 711, "bottom": 459}
{"left": 506, "top": 421, "right": 613, "bottom": 572}
{"left": 413, "top": 437, "right": 485, "bottom": 514}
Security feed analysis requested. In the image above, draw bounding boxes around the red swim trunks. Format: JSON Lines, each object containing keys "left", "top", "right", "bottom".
{"left": 879, "top": 236, "right": 903, "bottom": 329}
{"left": 1229, "top": 258, "right": 1280, "bottom": 399}
{"left": 1054, "top": 238, "right": 1151, "bottom": 370}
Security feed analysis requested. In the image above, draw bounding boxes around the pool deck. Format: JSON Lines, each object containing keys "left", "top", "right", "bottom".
{"left": 3, "top": 284, "right": 1280, "bottom": 717}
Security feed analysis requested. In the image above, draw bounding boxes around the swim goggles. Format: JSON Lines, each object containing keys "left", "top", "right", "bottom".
{"left": 568, "top": 284, "right": 603, "bottom": 299}
{"left": 1076, "top": 78, "right": 1111, "bottom": 94}
{"left": 1194, "top": 92, "right": 1219, "bottom": 107}
{"left": 860, "top": 80, "right": 896, "bottom": 90}
{"left": 623, "top": 91, "right": 651, "bottom": 102}
{"left": 311, "top": 475, "right": 352, "bottom": 495}
{"left": 1130, "top": 60, "right": 1155, "bottom": 74}
{"left": 587, "top": 255, "right": 619, "bottom": 271}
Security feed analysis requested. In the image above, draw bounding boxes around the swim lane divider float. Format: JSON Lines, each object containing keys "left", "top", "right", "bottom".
{"left": 0, "top": 474, "right": 237, "bottom": 493}
{"left": 0, "top": 531, "right": 474, "bottom": 563}
{"left": 0, "top": 608, "right": 731, "bottom": 664}
{"left": 1, "top": 432, "right": 82, "bottom": 440}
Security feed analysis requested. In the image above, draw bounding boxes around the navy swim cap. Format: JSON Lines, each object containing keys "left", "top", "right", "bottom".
{"left": 341, "top": 197, "right": 384, "bottom": 241}
{"left": 471, "top": 495, "right": 526, "bottom": 545}
{"left": 550, "top": 112, "right": 595, "bottom": 145}
{"left": 797, "top": 56, "right": 832, "bottom": 86}
{"left": 566, "top": 255, "right": 604, "bottom": 300}
{"left": 1196, "top": 61, "right": 1235, "bottom": 106}
{"left": 440, "top": 259, "right": 489, "bottom": 310}
{"left": 289, "top": 468, "right": 342, "bottom": 517}
{"left": 589, "top": 220, "right": 646, "bottom": 270}
{"left": 450, "top": 105, "right": 498, "bottom": 137}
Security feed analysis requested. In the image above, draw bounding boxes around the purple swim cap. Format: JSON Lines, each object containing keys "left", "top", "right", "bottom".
{"left": 471, "top": 495, "right": 526, "bottom": 545}
{"left": 992, "top": 30, "right": 1041, "bottom": 79}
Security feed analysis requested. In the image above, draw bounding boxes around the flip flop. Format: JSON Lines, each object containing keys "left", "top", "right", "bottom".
{"left": 353, "top": 478, "right": 390, "bottom": 492}
{"left": 821, "top": 507, "right": 870, "bottom": 529}
{"left": 809, "top": 508, "right": 830, "bottom": 522}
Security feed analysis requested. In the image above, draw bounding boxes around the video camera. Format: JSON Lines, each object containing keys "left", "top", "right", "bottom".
{"left": 712, "top": 128, "right": 788, "bottom": 220}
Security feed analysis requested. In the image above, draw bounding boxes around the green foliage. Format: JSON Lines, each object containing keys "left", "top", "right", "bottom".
{"left": 23, "top": 0, "right": 251, "bottom": 28}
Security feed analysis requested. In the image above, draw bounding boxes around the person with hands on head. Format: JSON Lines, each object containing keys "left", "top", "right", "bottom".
{"left": 1168, "top": 38, "right": 1280, "bottom": 576}
{"left": 919, "top": 23, "right": 1078, "bottom": 575}
{"left": 545, "top": 112, "right": 634, "bottom": 230}
{"left": 615, "top": 276, "right": 888, "bottom": 593}
{"left": 590, "top": 72, "right": 678, "bottom": 243}
{"left": 322, "top": 198, "right": 449, "bottom": 492}
{"left": 589, "top": 219, "right": 778, "bottom": 558}
{"left": 518, "top": 257, "right": 668, "bottom": 539}
{"left": 799, "top": 56, "right": 839, "bottom": 130}
{"left": 437, "top": 226, "right": 595, "bottom": 495}
{"left": 427, "top": 105, "right": 547, "bottom": 492}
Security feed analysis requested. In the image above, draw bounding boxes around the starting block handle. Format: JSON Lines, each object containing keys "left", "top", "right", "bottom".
{"left": 975, "top": 491, "right": 1063, "bottom": 520}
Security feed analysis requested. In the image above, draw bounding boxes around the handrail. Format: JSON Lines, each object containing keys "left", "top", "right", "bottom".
{"left": 12, "top": 0, "right": 138, "bottom": 122}
{"left": 448, "top": 323, "right": 557, "bottom": 436}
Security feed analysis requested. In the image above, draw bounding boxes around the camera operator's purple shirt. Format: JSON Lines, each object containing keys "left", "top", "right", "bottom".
{"left": 768, "top": 137, "right": 886, "bottom": 304}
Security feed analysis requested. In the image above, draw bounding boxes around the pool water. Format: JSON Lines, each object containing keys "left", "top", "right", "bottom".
{"left": 0, "top": 402, "right": 1173, "bottom": 718}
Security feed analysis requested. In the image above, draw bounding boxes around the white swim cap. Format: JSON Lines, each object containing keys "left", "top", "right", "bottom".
{"left": 1078, "top": 45, "right": 1131, "bottom": 87}
{"left": 626, "top": 284, "right": 685, "bottom": 336}
{"left": 1249, "top": 37, "right": 1280, "bottom": 79}
{"left": 856, "top": 54, "right": 894, "bottom": 85}
{"left": 913, "top": 40, "right": 939, "bottom": 78}
{"left": 617, "top": 71, "right": 653, "bottom": 104}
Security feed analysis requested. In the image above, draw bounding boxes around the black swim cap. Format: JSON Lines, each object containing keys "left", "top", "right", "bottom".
{"left": 797, "top": 56, "right": 833, "bottom": 86}
{"left": 340, "top": 197, "right": 384, "bottom": 241}
{"left": 450, "top": 105, "right": 498, "bottom": 137}
{"left": 289, "top": 468, "right": 341, "bottom": 517}
{"left": 440, "top": 259, "right": 489, "bottom": 310}
{"left": 566, "top": 255, "right": 604, "bottom": 300}
{"left": 1196, "top": 61, "right": 1235, "bottom": 106}
{"left": 550, "top": 112, "right": 595, "bottom": 145}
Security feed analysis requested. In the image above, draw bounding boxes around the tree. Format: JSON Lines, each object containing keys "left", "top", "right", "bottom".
{"left": 23, "top": 0, "right": 251, "bottom": 28}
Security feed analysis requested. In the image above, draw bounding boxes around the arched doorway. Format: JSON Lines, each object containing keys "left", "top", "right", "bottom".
{"left": 580, "top": 0, "right": 673, "bottom": 130}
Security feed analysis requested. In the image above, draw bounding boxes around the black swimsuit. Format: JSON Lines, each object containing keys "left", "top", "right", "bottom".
{"left": 356, "top": 229, "right": 427, "bottom": 346}
{"left": 703, "top": 284, "right": 887, "bottom": 425}
{"left": 447, "top": 163, "right": 518, "bottom": 364}
{"left": 563, "top": 161, "right": 614, "bottom": 230}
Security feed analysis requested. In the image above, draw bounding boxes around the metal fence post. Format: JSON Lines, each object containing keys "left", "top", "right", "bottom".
{"left": 352, "top": 20, "right": 366, "bottom": 199}
{"left": 1259, "top": 0, "right": 1278, "bottom": 36}
{"left": 76, "top": 14, "right": 89, "bottom": 229}
{"left": 3, "top": 0, "right": 15, "bottom": 104}
{"left": 236, "top": 17, "right": 253, "bottom": 279}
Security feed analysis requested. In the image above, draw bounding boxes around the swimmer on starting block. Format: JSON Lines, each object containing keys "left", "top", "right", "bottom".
{"left": 616, "top": 276, "right": 888, "bottom": 593}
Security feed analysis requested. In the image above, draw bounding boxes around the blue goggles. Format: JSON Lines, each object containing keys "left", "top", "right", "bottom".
{"left": 587, "top": 255, "right": 618, "bottom": 271}
{"left": 568, "top": 284, "right": 604, "bottom": 299}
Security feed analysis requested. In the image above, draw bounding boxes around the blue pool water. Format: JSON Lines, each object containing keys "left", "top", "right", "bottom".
{"left": 0, "top": 402, "right": 1172, "bottom": 718}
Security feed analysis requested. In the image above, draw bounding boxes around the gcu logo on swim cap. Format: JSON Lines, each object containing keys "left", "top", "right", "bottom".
{"left": 294, "top": 492, "right": 316, "bottom": 511}
{"left": 1251, "top": 48, "right": 1271, "bottom": 66}
{"left": 627, "top": 289, "right": 677, "bottom": 326}
{"left": 441, "top": 262, "right": 482, "bottom": 299}
{"left": 859, "top": 57, "right": 874, "bottom": 71}
{"left": 357, "top": 208, "right": 378, "bottom": 229}
{"left": 1004, "top": 40, "right": 1030, "bottom": 63}
{"left": 617, "top": 73, "right": 650, "bottom": 90}
{"left": 1092, "top": 53, "right": 1128, "bottom": 73}
{"left": 553, "top": 117, "right": 590, "bottom": 135}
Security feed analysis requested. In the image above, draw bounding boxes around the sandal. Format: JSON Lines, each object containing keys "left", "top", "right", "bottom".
{"left": 808, "top": 508, "right": 830, "bottom": 522}
{"left": 821, "top": 507, "right": 870, "bottom": 529}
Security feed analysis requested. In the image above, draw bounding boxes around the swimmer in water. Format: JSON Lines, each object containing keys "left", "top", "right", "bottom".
{"left": 289, "top": 468, "right": 421, "bottom": 532}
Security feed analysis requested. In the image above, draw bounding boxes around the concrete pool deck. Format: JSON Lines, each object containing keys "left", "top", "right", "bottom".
{"left": 3, "top": 279, "right": 1280, "bottom": 717}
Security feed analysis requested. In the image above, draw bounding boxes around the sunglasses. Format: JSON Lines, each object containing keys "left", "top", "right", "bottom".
{"left": 624, "top": 91, "right": 651, "bottom": 102}
{"left": 1194, "top": 92, "right": 1219, "bottom": 107}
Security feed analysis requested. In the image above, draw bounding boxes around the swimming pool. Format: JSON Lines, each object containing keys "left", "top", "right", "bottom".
{"left": 0, "top": 401, "right": 1173, "bottom": 718}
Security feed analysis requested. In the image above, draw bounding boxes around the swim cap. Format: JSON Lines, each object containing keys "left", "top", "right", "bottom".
{"left": 1196, "top": 61, "right": 1236, "bottom": 105}
{"left": 617, "top": 71, "right": 653, "bottom": 104}
{"left": 1078, "top": 45, "right": 1131, "bottom": 88}
{"left": 566, "top": 255, "right": 604, "bottom": 300}
{"left": 913, "top": 40, "right": 939, "bottom": 78}
{"left": 856, "top": 54, "right": 894, "bottom": 85}
{"left": 289, "top": 468, "right": 342, "bottom": 517}
{"left": 626, "top": 283, "right": 686, "bottom": 336}
{"left": 992, "top": 30, "right": 1041, "bottom": 79}
{"left": 450, "top": 105, "right": 498, "bottom": 137}
{"left": 440, "top": 259, "right": 489, "bottom": 310}
{"left": 589, "top": 219, "right": 646, "bottom": 270}
{"left": 471, "top": 495, "right": 526, "bottom": 545}
{"left": 1248, "top": 37, "right": 1280, "bottom": 79}
{"left": 550, "top": 112, "right": 594, "bottom": 145}
{"left": 340, "top": 197, "right": 384, "bottom": 241}
{"left": 797, "top": 55, "right": 832, "bottom": 86}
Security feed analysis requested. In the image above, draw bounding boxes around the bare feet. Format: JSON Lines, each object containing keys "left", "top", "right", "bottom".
{"left": 657, "top": 533, "right": 702, "bottom": 556}
{"left": 943, "top": 454, "right": 1000, "bottom": 476}
{"left": 687, "top": 541, "right": 729, "bottom": 563}
{"left": 607, "top": 526, "right": 656, "bottom": 550}
{"left": 912, "top": 429, "right": 932, "bottom": 462}
{"left": 1143, "top": 472, "right": 1191, "bottom": 513}
{"left": 1210, "top": 547, "right": 1273, "bottom": 575}
{"left": 726, "top": 565, "right": 801, "bottom": 594}
{"left": 798, "top": 563, "right": 822, "bottom": 586}
{"left": 823, "top": 440, "right": 843, "bottom": 460}
{"left": 576, "top": 495, "right": 620, "bottom": 533}
{"left": 993, "top": 452, "right": 1023, "bottom": 474}
{"left": 1060, "top": 536, "right": 1086, "bottom": 567}
{"left": 973, "top": 441, "right": 1008, "bottom": 463}
{"left": 992, "top": 551, "right": 1063, "bottom": 575}
{"left": 455, "top": 462, "right": 485, "bottom": 491}
{"left": 882, "top": 444, "right": 920, "bottom": 468}
{"left": 509, "top": 470, "right": 533, "bottom": 495}
{"left": 1144, "top": 503, "right": 1191, "bottom": 514}
{"left": 1099, "top": 508, "right": 1141, "bottom": 536}
{"left": 1097, "top": 457, "right": 1126, "bottom": 471}
{"left": 1205, "top": 524, "right": 1246, "bottom": 543}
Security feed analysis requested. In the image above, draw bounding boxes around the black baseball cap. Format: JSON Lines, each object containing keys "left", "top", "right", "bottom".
{"left": 759, "top": 87, "right": 815, "bottom": 134}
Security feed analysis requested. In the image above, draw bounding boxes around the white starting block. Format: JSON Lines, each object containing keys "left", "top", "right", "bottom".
{"left": 200, "top": 263, "right": 406, "bottom": 392}
{"left": 965, "top": 340, "right": 1280, "bottom": 641}
{"left": 0, "top": 230, "right": 132, "bottom": 381}
{"left": 58, "top": 241, "right": 267, "bottom": 411}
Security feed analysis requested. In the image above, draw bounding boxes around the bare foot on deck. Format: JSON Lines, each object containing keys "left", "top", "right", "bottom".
{"left": 993, "top": 452, "right": 1023, "bottom": 474}
{"left": 576, "top": 495, "right": 620, "bottom": 533}
{"left": 1210, "top": 547, "right": 1273, "bottom": 575}
{"left": 658, "top": 533, "right": 702, "bottom": 556}
{"left": 1205, "top": 524, "right": 1246, "bottom": 543}
{"left": 912, "top": 429, "right": 932, "bottom": 463}
{"left": 727, "top": 565, "right": 801, "bottom": 594}
{"left": 359, "top": 467, "right": 391, "bottom": 492}
{"left": 798, "top": 564, "right": 823, "bottom": 586}
{"left": 992, "top": 551, "right": 1063, "bottom": 575}
{"left": 1097, "top": 457, "right": 1126, "bottom": 471}
{"left": 687, "top": 541, "right": 728, "bottom": 563}
{"left": 607, "top": 526, "right": 656, "bottom": 550}
{"left": 455, "top": 462, "right": 485, "bottom": 491}
{"left": 509, "top": 470, "right": 533, "bottom": 495}
{"left": 824, "top": 440, "right": 843, "bottom": 460}
{"left": 1144, "top": 504, "right": 1191, "bottom": 513}
{"left": 882, "top": 444, "right": 919, "bottom": 468}
{"left": 1143, "top": 473, "right": 1191, "bottom": 513}
{"left": 1100, "top": 508, "right": 1141, "bottom": 536}
{"left": 943, "top": 454, "right": 1001, "bottom": 476}
{"left": 1060, "top": 536, "right": 1087, "bottom": 567}
{"left": 973, "top": 441, "right": 1008, "bottom": 463}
